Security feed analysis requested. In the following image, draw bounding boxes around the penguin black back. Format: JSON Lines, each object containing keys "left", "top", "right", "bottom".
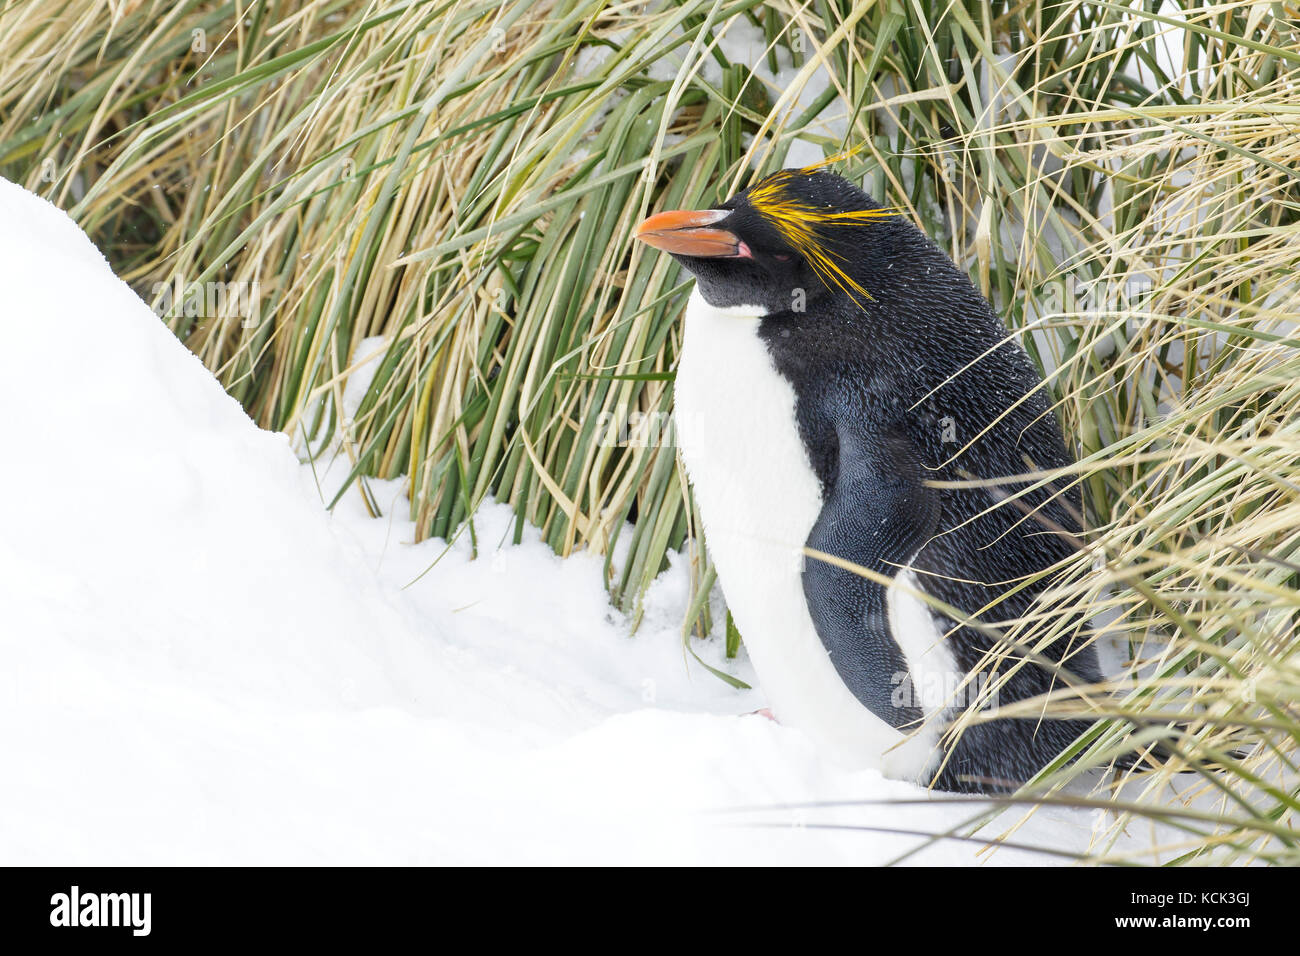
{"left": 758, "top": 175, "right": 1099, "bottom": 791}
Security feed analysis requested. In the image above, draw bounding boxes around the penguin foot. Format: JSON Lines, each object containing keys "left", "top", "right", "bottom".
{"left": 746, "top": 708, "right": 778, "bottom": 721}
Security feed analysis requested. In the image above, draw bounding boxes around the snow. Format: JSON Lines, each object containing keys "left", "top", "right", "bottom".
{"left": 0, "top": 178, "right": 1155, "bottom": 864}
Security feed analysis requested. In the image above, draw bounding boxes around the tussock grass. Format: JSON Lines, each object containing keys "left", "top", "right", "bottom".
{"left": 3, "top": 0, "right": 1297, "bottom": 862}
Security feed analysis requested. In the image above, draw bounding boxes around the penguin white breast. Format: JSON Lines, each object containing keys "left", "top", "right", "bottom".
{"left": 674, "top": 288, "right": 949, "bottom": 781}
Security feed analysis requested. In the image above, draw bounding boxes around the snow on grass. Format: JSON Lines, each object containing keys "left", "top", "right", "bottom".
{"left": 641, "top": 11, "right": 843, "bottom": 169}
{"left": 0, "top": 177, "right": 1151, "bottom": 864}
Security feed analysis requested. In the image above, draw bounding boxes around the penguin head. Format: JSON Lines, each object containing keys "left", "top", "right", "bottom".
{"left": 634, "top": 166, "right": 895, "bottom": 314}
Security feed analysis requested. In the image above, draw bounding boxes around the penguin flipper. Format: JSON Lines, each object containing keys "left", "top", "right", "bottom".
{"left": 802, "top": 423, "right": 941, "bottom": 733}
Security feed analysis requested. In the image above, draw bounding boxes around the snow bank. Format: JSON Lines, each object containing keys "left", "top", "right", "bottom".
{"left": 0, "top": 178, "right": 1138, "bottom": 864}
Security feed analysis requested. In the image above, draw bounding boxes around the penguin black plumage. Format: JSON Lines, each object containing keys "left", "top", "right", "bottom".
{"left": 635, "top": 163, "right": 1102, "bottom": 793}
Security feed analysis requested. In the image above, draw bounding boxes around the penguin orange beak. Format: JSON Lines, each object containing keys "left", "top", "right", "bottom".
{"left": 634, "top": 209, "right": 751, "bottom": 258}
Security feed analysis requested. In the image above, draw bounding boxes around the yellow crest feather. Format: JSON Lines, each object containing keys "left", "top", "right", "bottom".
{"left": 747, "top": 150, "right": 896, "bottom": 302}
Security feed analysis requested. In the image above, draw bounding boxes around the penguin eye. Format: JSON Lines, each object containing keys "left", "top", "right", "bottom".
{"left": 773, "top": 253, "right": 792, "bottom": 261}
